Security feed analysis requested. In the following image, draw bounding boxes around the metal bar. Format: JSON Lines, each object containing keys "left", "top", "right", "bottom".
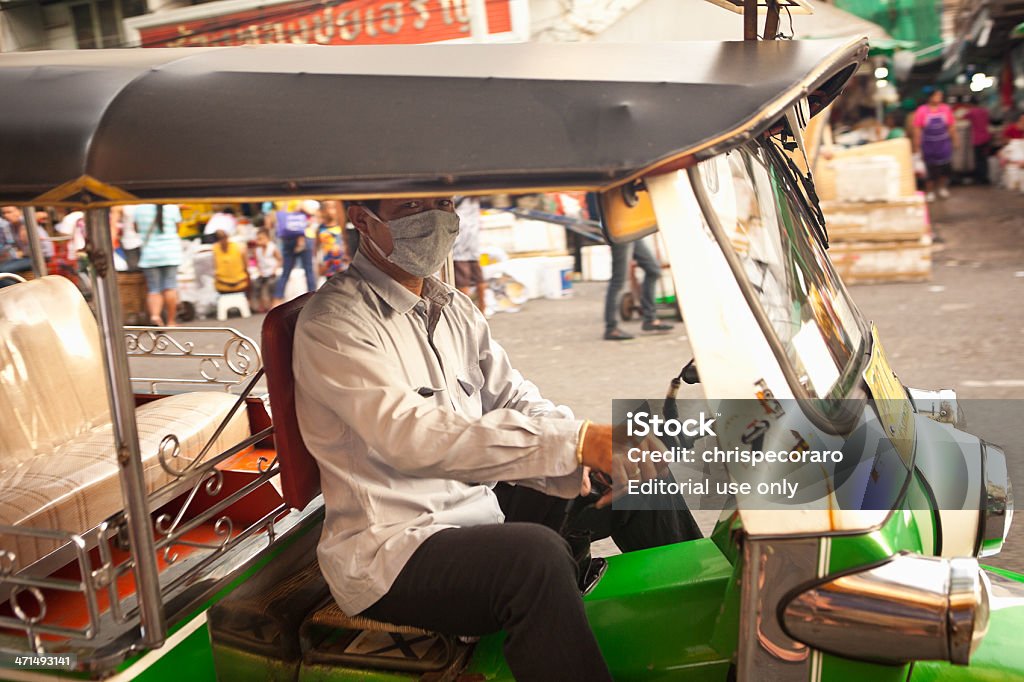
{"left": 147, "top": 425, "right": 275, "bottom": 509}
{"left": 764, "top": 0, "right": 780, "bottom": 40}
{"left": 159, "top": 504, "right": 289, "bottom": 599}
{"left": 22, "top": 207, "right": 47, "bottom": 277}
{"left": 132, "top": 377, "right": 244, "bottom": 386}
{"left": 154, "top": 465, "right": 281, "bottom": 550}
{"left": 743, "top": 0, "right": 758, "bottom": 40}
{"left": 85, "top": 208, "right": 167, "bottom": 648}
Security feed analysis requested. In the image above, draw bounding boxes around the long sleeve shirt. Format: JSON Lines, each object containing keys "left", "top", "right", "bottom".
{"left": 293, "top": 250, "right": 584, "bottom": 615}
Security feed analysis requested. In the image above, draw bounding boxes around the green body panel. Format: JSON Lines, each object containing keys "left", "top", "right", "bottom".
{"left": 828, "top": 506, "right": 926, "bottom": 574}
{"left": 465, "top": 538, "right": 734, "bottom": 681}
{"left": 133, "top": 624, "right": 217, "bottom": 682}
{"left": 910, "top": 569, "right": 1024, "bottom": 682}
{"left": 125, "top": 516, "right": 321, "bottom": 682}
{"left": 209, "top": 643, "right": 298, "bottom": 682}
{"left": 298, "top": 664, "right": 418, "bottom": 681}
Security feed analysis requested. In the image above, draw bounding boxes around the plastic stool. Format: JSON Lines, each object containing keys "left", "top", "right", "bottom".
{"left": 217, "top": 292, "right": 251, "bottom": 321}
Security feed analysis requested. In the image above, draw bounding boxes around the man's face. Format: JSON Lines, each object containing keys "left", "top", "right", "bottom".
{"left": 34, "top": 211, "right": 50, "bottom": 230}
{"left": 1, "top": 206, "right": 22, "bottom": 225}
{"left": 348, "top": 197, "right": 455, "bottom": 256}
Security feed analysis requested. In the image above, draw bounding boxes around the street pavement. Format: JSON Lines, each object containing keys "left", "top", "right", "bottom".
{"left": 156, "top": 184, "right": 1024, "bottom": 570}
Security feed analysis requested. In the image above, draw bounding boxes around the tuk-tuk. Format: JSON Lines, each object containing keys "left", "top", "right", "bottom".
{"left": 0, "top": 34, "right": 1021, "bottom": 682}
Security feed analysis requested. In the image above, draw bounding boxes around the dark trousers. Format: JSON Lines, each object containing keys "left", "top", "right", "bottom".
{"left": 0, "top": 258, "right": 32, "bottom": 287}
{"left": 973, "top": 143, "right": 990, "bottom": 184}
{"left": 274, "top": 235, "right": 316, "bottom": 298}
{"left": 604, "top": 239, "right": 661, "bottom": 329}
{"left": 492, "top": 480, "right": 703, "bottom": 553}
{"left": 361, "top": 523, "right": 612, "bottom": 681}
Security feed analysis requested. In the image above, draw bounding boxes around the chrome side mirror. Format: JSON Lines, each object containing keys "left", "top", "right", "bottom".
{"left": 980, "top": 442, "right": 1013, "bottom": 558}
{"left": 781, "top": 553, "right": 990, "bottom": 665}
{"left": 907, "top": 387, "right": 963, "bottom": 428}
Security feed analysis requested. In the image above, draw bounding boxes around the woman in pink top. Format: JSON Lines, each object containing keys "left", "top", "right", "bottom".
{"left": 912, "top": 90, "right": 959, "bottom": 200}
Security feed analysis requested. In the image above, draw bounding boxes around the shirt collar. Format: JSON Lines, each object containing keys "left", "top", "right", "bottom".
{"left": 351, "top": 250, "right": 453, "bottom": 314}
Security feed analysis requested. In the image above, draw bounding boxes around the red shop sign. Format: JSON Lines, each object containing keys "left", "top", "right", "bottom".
{"left": 137, "top": 0, "right": 514, "bottom": 48}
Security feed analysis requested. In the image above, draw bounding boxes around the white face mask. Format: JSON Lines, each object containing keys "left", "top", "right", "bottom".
{"left": 362, "top": 207, "right": 460, "bottom": 278}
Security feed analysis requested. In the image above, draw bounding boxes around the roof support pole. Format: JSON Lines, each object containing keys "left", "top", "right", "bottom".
{"left": 85, "top": 207, "right": 167, "bottom": 649}
{"left": 22, "top": 207, "right": 48, "bottom": 278}
{"left": 743, "top": 0, "right": 758, "bottom": 41}
{"left": 763, "top": 0, "right": 780, "bottom": 40}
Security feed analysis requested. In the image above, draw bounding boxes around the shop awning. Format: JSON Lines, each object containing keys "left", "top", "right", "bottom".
{"left": 579, "top": 0, "right": 891, "bottom": 42}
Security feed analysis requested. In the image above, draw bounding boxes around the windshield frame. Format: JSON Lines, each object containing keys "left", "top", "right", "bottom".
{"left": 687, "top": 135, "right": 871, "bottom": 435}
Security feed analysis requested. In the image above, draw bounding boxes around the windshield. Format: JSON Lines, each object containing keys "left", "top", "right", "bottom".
{"left": 694, "top": 140, "right": 867, "bottom": 401}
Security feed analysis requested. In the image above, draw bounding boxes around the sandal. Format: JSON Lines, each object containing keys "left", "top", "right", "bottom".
{"left": 603, "top": 327, "right": 634, "bottom": 341}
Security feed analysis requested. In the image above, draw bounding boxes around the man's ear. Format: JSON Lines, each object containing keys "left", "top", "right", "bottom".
{"left": 347, "top": 204, "right": 371, "bottom": 234}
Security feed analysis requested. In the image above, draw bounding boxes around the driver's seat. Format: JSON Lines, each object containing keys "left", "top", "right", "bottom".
{"left": 260, "top": 294, "right": 458, "bottom": 672}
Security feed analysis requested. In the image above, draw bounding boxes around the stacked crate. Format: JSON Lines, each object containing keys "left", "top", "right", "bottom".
{"left": 814, "top": 137, "right": 931, "bottom": 284}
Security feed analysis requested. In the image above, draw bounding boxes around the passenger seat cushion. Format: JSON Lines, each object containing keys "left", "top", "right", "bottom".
{"left": 0, "top": 276, "right": 110, "bottom": 467}
{"left": 0, "top": 391, "right": 251, "bottom": 569}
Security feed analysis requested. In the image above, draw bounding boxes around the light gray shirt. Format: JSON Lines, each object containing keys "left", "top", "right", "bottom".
{"left": 293, "top": 250, "right": 584, "bottom": 615}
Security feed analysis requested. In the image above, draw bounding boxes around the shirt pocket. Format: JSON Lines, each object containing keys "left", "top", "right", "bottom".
{"left": 455, "top": 364, "right": 486, "bottom": 419}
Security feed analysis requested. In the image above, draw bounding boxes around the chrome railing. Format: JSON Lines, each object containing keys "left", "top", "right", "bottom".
{"left": 124, "top": 326, "right": 262, "bottom": 393}
{"left": 0, "top": 369, "right": 313, "bottom": 669}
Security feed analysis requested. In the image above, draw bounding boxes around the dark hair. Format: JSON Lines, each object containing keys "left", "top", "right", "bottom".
{"left": 350, "top": 199, "right": 381, "bottom": 214}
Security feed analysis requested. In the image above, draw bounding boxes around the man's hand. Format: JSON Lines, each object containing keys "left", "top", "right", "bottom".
{"left": 579, "top": 424, "right": 668, "bottom": 508}
{"left": 580, "top": 424, "right": 613, "bottom": 473}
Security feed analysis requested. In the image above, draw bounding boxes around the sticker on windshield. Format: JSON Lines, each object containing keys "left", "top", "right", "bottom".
{"left": 792, "top": 320, "right": 841, "bottom": 397}
{"left": 862, "top": 326, "right": 915, "bottom": 464}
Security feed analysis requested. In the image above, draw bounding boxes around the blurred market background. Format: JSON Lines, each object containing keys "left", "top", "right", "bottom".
{"left": 2, "top": 0, "right": 1024, "bottom": 566}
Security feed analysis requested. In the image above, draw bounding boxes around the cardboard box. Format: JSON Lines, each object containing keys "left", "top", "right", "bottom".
{"left": 815, "top": 138, "right": 916, "bottom": 202}
{"left": 582, "top": 244, "right": 612, "bottom": 282}
{"left": 827, "top": 236, "right": 932, "bottom": 284}
{"left": 500, "top": 255, "right": 575, "bottom": 299}
{"left": 833, "top": 155, "right": 903, "bottom": 202}
{"left": 822, "top": 195, "right": 928, "bottom": 243}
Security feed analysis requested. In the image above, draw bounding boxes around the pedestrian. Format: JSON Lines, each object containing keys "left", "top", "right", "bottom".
{"left": 270, "top": 200, "right": 318, "bottom": 307}
{"left": 203, "top": 207, "right": 239, "bottom": 241}
{"left": 883, "top": 110, "right": 907, "bottom": 140}
{"left": 315, "top": 200, "right": 349, "bottom": 280}
{"left": 250, "top": 227, "right": 281, "bottom": 313}
{"left": 0, "top": 209, "right": 32, "bottom": 287}
{"left": 212, "top": 229, "right": 250, "bottom": 296}
{"left": 453, "top": 196, "right": 487, "bottom": 313}
{"left": 1004, "top": 112, "right": 1024, "bottom": 141}
{"left": 135, "top": 204, "right": 183, "bottom": 326}
{"left": 912, "top": 89, "right": 958, "bottom": 201}
{"left": 114, "top": 205, "right": 142, "bottom": 271}
{"left": 965, "top": 96, "right": 992, "bottom": 185}
{"left": 0, "top": 206, "right": 53, "bottom": 287}
{"left": 603, "top": 239, "right": 675, "bottom": 340}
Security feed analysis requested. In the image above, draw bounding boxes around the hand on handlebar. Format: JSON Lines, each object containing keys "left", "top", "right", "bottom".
{"left": 579, "top": 424, "right": 669, "bottom": 508}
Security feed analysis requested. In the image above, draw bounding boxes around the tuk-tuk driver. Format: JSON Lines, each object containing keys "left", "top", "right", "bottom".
{"left": 293, "top": 196, "right": 616, "bottom": 680}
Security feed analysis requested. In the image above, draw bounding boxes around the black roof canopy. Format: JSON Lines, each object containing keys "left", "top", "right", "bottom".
{"left": 0, "top": 39, "right": 865, "bottom": 206}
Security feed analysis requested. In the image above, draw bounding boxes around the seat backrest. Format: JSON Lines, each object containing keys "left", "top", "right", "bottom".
{"left": 0, "top": 276, "right": 110, "bottom": 466}
{"left": 261, "top": 293, "right": 319, "bottom": 509}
